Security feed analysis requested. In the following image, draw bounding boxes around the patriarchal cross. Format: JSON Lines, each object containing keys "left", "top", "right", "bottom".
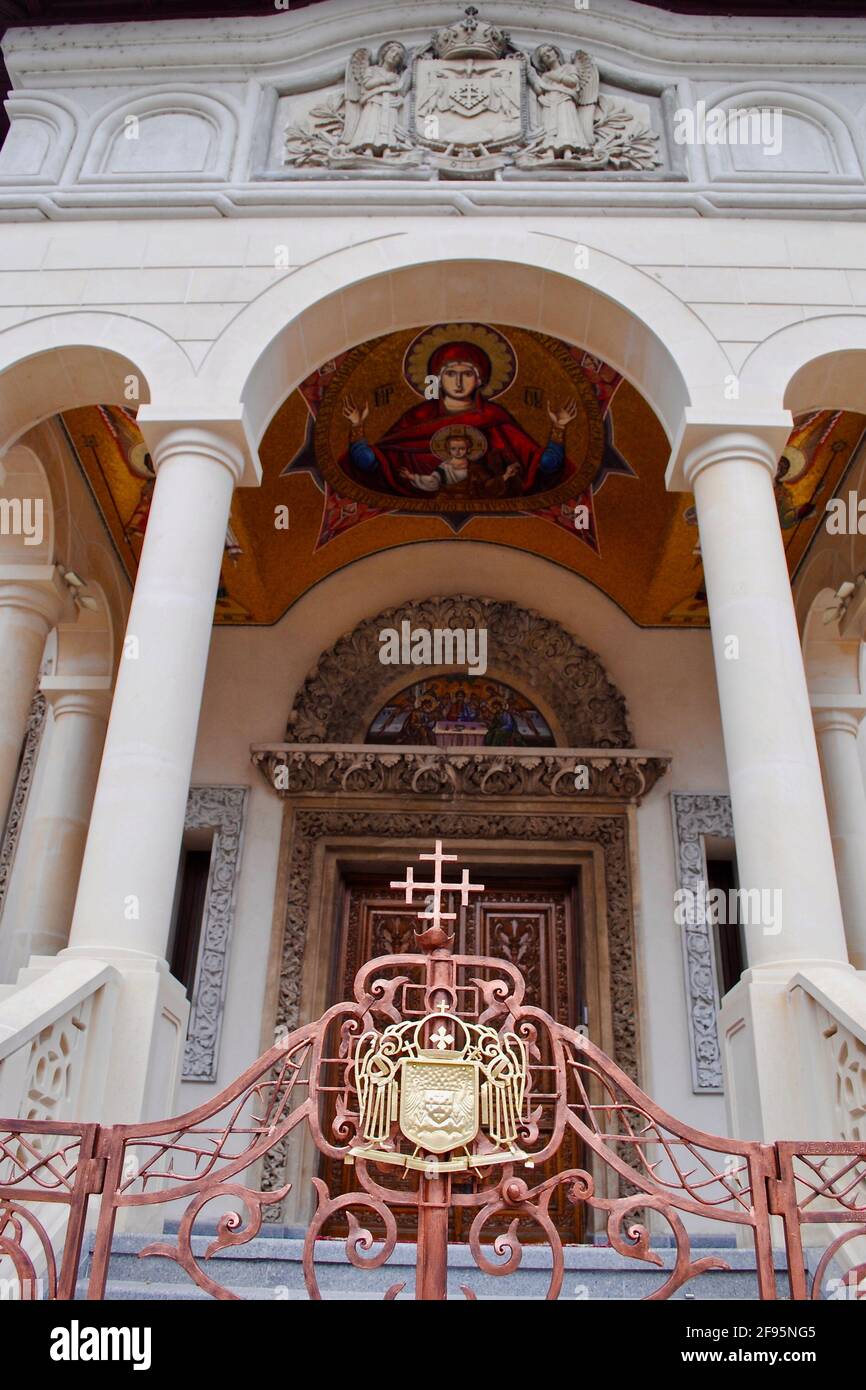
{"left": 390, "top": 839, "right": 484, "bottom": 937}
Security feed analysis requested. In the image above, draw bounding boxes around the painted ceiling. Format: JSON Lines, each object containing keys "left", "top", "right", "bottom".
{"left": 58, "top": 321, "right": 866, "bottom": 628}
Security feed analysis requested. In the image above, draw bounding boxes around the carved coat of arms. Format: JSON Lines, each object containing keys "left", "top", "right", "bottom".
{"left": 283, "top": 7, "right": 661, "bottom": 177}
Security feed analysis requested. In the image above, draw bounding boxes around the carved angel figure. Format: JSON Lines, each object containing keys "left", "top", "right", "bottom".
{"left": 527, "top": 45, "right": 599, "bottom": 156}
{"left": 343, "top": 42, "right": 412, "bottom": 156}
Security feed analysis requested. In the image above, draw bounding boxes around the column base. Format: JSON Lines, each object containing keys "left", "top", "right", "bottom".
{"left": 719, "top": 960, "right": 855, "bottom": 1142}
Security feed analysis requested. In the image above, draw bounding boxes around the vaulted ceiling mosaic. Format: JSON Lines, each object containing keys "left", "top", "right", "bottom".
{"left": 57, "top": 323, "right": 866, "bottom": 628}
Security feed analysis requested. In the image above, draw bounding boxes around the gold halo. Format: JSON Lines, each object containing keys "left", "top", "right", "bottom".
{"left": 128, "top": 441, "right": 155, "bottom": 479}
{"left": 429, "top": 423, "right": 488, "bottom": 462}
{"left": 404, "top": 323, "right": 517, "bottom": 398}
{"left": 779, "top": 444, "right": 808, "bottom": 484}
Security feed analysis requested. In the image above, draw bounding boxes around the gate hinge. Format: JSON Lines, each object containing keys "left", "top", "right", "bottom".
{"left": 81, "top": 1156, "right": 107, "bottom": 1193}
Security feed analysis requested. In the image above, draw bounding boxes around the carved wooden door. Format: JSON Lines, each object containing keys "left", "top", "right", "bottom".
{"left": 322, "top": 873, "right": 586, "bottom": 1243}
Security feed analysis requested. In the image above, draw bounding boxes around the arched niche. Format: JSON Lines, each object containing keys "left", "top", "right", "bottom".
{"left": 700, "top": 87, "right": 859, "bottom": 180}
{"left": 285, "top": 595, "right": 633, "bottom": 748}
{"left": 79, "top": 91, "right": 238, "bottom": 182}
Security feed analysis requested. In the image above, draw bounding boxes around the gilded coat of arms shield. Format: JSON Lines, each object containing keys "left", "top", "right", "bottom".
{"left": 399, "top": 1054, "right": 480, "bottom": 1153}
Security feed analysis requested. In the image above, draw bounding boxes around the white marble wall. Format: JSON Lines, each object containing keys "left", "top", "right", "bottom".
{"left": 2, "top": 1, "right": 866, "bottom": 218}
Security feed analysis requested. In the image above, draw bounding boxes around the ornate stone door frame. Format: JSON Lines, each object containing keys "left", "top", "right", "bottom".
{"left": 182, "top": 785, "right": 249, "bottom": 1084}
{"left": 670, "top": 791, "right": 735, "bottom": 1095}
{"left": 251, "top": 745, "right": 670, "bottom": 1225}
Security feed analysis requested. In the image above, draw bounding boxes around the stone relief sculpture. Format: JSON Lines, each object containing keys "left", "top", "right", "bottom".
{"left": 284, "top": 41, "right": 419, "bottom": 168}
{"left": 342, "top": 43, "right": 414, "bottom": 158}
{"left": 283, "top": 7, "right": 660, "bottom": 177}
{"left": 525, "top": 46, "right": 599, "bottom": 158}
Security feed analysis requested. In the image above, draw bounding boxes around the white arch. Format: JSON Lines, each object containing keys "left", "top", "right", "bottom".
{"left": 0, "top": 443, "right": 55, "bottom": 564}
{"left": 802, "top": 584, "right": 864, "bottom": 698}
{"left": 0, "top": 311, "right": 194, "bottom": 454}
{"left": 740, "top": 315, "right": 866, "bottom": 417}
{"left": 54, "top": 580, "right": 115, "bottom": 683}
{"left": 198, "top": 227, "right": 732, "bottom": 446}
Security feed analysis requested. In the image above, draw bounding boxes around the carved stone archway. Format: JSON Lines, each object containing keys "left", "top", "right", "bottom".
{"left": 284, "top": 595, "right": 633, "bottom": 748}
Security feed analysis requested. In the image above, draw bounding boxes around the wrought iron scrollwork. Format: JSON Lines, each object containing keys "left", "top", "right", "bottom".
{"left": 2, "top": 842, "right": 865, "bottom": 1301}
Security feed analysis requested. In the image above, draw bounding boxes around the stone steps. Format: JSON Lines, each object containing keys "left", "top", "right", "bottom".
{"left": 76, "top": 1231, "right": 791, "bottom": 1301}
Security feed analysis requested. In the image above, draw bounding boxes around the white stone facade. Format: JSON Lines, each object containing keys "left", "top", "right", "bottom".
{"left": 0, "top": 1, "right": 865, "bottom": 1248}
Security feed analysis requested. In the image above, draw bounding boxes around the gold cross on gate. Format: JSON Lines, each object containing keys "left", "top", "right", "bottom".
{"left": 390, "top": 840, "right": 484, "bottom": 934}
{"left": 431, "top": 1024, "right": 454, "bottom": 1051}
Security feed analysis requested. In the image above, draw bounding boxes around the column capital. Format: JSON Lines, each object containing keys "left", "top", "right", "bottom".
{"left": 666, "top": 413, "right": 793, "bottom": 492}
{"left": 811, "top": 696, "right": 866, "bottom": 737}
{"left": 136, "top": 412, "right": 261, "bottom": 488}
{"left": 40, "top": 675, "right": 112, "bottom": 722}
{"left": 0, "top": 564, "right": 73, "bottom": 627}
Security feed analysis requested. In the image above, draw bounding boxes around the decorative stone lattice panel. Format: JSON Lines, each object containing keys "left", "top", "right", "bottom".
{"left": 670, "top": 792, "right": 734, "bottom": 1094}
{"left": 285, "top": 595, "right": 632, "bottom": 748}
{"left": 20, "top": 994, "right": 95, "bottom": 1126}
{"left": 828, "top": 1019, "right": 866, "bottom": 1144}
{"left": 182, "top": 786, "right": 249, "bottom": 1084}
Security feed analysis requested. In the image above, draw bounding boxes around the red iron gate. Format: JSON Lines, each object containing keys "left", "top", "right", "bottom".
{"left": 1, "top": 843, "right": 865, "bottom": 1301}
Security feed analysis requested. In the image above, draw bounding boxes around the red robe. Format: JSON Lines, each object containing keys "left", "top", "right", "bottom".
{"left": 341, "top": 397, "right": 574, "bottom": 497}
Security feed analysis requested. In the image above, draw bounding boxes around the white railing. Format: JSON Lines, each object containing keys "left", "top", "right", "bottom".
{"left": 788, "top": 967, "right": 866, "bottom": 1294}
{"left": 0, "top": 958, "right": 119, "bottom": 1123}
{"left": 0, "top": 958, "right": 120, "bottom": 1296}
{"left": 789, "top": 967, "right": 866, "bottom": 1147}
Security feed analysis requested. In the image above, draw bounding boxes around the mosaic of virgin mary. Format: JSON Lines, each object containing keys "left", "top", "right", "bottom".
{"left": 314, "top": 323, "right": 605, "bottom": 513}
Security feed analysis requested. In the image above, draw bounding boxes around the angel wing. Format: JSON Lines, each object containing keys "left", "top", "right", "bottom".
{"left": 482, "top": 1036, "right": 527, "bottom": 1147}
{"left": 342, "top": 47, "right": 371, "bottom": 144}
{"left": 573, "top": 49, "right": 600, "bottom": 107}
{"left": 354, "top": 1031, "right": 397, "bottom": 1144}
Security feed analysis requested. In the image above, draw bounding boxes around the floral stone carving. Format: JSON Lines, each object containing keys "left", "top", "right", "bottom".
{"left": 284, "top": 595, "right": 633, "bottom": 748}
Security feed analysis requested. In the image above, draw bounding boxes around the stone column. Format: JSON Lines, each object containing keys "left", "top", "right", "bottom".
{"left": 812, "top": 701, "right": 866, "bottom": 971}
{"left": 685, "top": 432, "right": 848, "bottom": 968}
{"left": 674, "top": 429, "right": 852, "bottom": 1140}
{"left": 59, "top": 425, "right": 247, "bottom": 1126}
{"left": 2, "top": 680, "right": 110, "bottom": 977}
{"left": 0, "top": 566, "right": 69, "bottom": 831}
{"left": 68, "top": 428, "right": 244, "bottom": 961}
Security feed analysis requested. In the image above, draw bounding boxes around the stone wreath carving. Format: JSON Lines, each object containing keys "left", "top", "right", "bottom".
{"left": 182, "top": 786, "right": 249, "bottom": 1084}
{"left": 260, "top": 805, "right": 638, "bottom": 1211}
{"left": 285, "top": 595, "right": 632, "bottom": 748}
{"left": 670, "top": 792, "right": 734, "bottom": 1095}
